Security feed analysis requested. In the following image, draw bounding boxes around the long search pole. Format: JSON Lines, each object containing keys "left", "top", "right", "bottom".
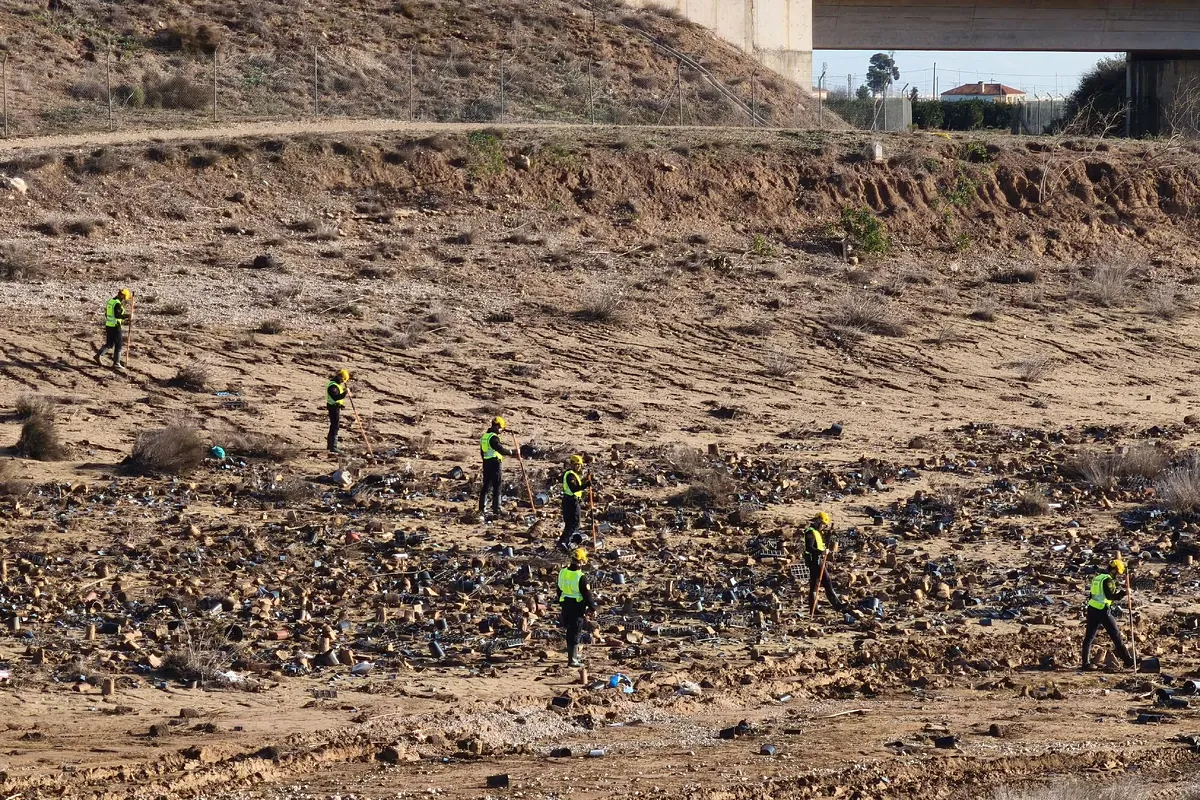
{"left": 510, "top": 434, "right": 537, "bottom": 514}
{"left": 810, "top": 552, "right": 828, "bottom": 618}
{"left": 588, "top": 484, "right": 598, "bottom": 549}
{"left": 125, "top": 293, "right": 133, "bottom": 370}
{"left": 1125, "top": 569, "right": 1138, "bottom": 668}
{"left": 348, "top": 392, "right": 373, "bottom": 455}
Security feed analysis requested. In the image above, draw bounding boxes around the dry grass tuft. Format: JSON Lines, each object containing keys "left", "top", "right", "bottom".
{"left": 1011, "top": 354, "right": 1056, "bottom": 383}
{"left": 154, "top": 301, "right": 189, "bottom": 317}
{"left": 1067, "top": 444, "right": 1172, "bottom": 489}
{"left": 129, "top": 420, "right": 207, "bottom": 476}
{"left": 0, "top": 461, "right": 30, "bottom": 497}
{"left": 224, "top": 431, "right": 298, "bottom": 462}
{"left": 574, "top": 285, "right": 627, "bottom": 324}
{"left": 762, "top": 349, "right": 797, "bottom": 378}
{"left": 994, "top": 780, "right": 1162, "bottom": 800}
{"left": 15, "top": 394, "right": 52, "bottom": 420}
{"left": 257, "top": 318, "right": 285, "bottom": 334}
{"left": 1013, "top": 491, "right": 1050, "bottom": 516}
{"left": 170, "top": 361, "right": 211, "bottom": 392}
{"left": 829, "top": 293, "right": 906, "bottom": 337}
{"left": 1157, "top": 453, "right": 1200, "bottom": 513}
{"left": 16, "top": 404, "right": 67, "bottom": 461}
{"left": 0, "top": 243, "right": 42, "bottom": 281}
{"left": 969, "top": 299, "right": 998, "bottom": 322}
{"left": 1079, "top": 263, "right": 1133, "bottom": 308}
{"left": 1145, "top": 281, "right": 1187, "bottom": 320}
{"left": 671, "top": 469, "right": 737, "bottom": 509}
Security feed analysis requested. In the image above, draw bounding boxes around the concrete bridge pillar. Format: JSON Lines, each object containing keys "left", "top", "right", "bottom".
{"left": 625, "top": 0, "right": 814, "bottom": 89}
{"left": 1128, "top": 52, "right": 1200, "bottom": 138}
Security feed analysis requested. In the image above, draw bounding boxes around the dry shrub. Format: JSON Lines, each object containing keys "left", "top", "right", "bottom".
{"left": 159, "top": 622, "right": 240, "bottom": 687}
{"left": 0, "top": 242, "right": 42, "bottom": 281}
{"left": 762, "top": 349, "right": 796, "bottom": 378}
{"left": 65, "top": 217, "right": 105, "bottom": 237}
{"left": 990, "top": 266, "right": 1039, "bottom": 285}
{"left": 1157, "top": 453, "right": 1200, "bottom": 513}
{"left": 664, "top": 444, "right": 705, "bottom": 477}
{"left": 154, "top": 301, "right": 189, "bottom": 316}
{"left": 574, "top": 285, "right": 627, "bottom": 324}
{"left": 1013, "top": 491, "right": 1049, "bottom": 516}
{"left": 15, "top": 394, "right": 51, "bottom": 420}
{"left": 1145, "top": 281, "right": 1186, "bottom": 320}
{"left": 129, "top": 420, "right": 206, "bottom": 476}
{"left": 143, "top": 75, "right": 211, "bottom": 110}
{"left": 829, "top": 293, "right": 906, "bottom": 336}
{"left": 1067, "top": 444, "right": 1172, "bottom": 488}
{"left": 1012, "top": 354, "right": 1056, "bottom": 383}
{"left": 0, "top": 461, "right": 29, "bottom": 497}
{"left": 170, "top": 361, "right": 211, "bottom": 392}
{"left": 16, "top": 406, "right": 67, "bottom": 461}
{"left": 1080, "top": 263, "right": 1133, "bottom": 308}
{"left": 225, "top": 431, "right": 298, "bottom": 462}
{"left": 672, "top": 469, "right": 736, "bottom": 509}
{"left": 257, "top": 318, "right": 285, "bottom": 334}
{"left": 154, "top": 22, "right": 225, "bottom": 55}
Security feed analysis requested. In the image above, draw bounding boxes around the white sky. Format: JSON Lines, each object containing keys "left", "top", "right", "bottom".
{"left": 813, "top": 50, "right": 1122, "bottom": 98}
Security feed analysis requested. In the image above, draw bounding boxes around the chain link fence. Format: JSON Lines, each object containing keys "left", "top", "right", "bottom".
{"left": 0, "top": 29, "right": 834, "bottom": 139}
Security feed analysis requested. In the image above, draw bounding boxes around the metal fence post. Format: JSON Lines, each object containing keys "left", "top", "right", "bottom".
{"left": 677, "top": 56, "right": 683, "bottom": 126}
{"left": 106, "top": 40, "right": 114, "bottom": 132}
{"left": 818, "top": 61, "right": 827, "bottom": 129}
{"left": 212, "top": 46, "right": 219, "bottom": 123}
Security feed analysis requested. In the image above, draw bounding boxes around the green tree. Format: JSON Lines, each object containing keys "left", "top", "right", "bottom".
{"left": 866, "top": 52, "right": 899, "bottom": 96}
{"left": 1064, "top": 55, "right": 1126, "bottom": 134}
{"left": 855, "top": 84, "right": 871, "bottom": 101}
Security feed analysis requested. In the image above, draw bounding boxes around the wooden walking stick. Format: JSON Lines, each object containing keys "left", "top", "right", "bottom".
{"left": 810, "top": 551, "right": 829, "bottom": 618}
{"left": 347, "top": 391, "right": 373, "bottom": 456}
{"left": 125, "top": 292, "right": 133, "bottom": 369}
{"left": 510, "top": 434, "right": 537, "bottom": 514}
{"left": 1125, "top": 569, "right": 1138, "bottom": 668}
{"left": 588, "top": 484, "right": 598, "bottom": 550}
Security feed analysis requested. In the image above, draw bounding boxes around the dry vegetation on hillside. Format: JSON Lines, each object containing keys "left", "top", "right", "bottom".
{"left": 0, "top": 0, "right": 832, "bottom": 135}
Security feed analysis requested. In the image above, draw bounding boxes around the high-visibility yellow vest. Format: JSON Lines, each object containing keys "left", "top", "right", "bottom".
{"left": 563, "top": 469, "right": 583, "bottom": 499}
{"left": 558, "top": 568, "right": 583, "bottom": 602}
{"left": 326, "top": 380, "right": 346, "bottom": 408}
{"left": 481, "top": 431, "right": 503, "bottom": 461}
{"left": 805, "top": 526, "right": 826, "bottom": 554}
{"left": 105, "top": 298, "right": 123, "bottom": 328}
{"left": 1088, "top": 574, "right": 1113, "bottom": 610}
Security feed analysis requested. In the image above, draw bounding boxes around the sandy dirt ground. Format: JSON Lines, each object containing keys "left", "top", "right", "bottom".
{"left": 0, "top": 121, "right": 1199, "bottom": 799}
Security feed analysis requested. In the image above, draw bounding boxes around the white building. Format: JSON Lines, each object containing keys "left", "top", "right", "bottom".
{"left": 940, "top": 82, "right": 1026, "bottom": 104}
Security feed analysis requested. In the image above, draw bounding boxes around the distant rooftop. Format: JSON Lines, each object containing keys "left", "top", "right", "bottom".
{"left": 940, "top": 82, "right": 1026, "bottom": 97}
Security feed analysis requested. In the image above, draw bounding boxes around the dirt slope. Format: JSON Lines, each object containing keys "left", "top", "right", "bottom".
{"left": 0, "top": 124, "right": 1197, "bottom": 799}
{"left": 0, "top": 0, "right": 834, "bottom": 137}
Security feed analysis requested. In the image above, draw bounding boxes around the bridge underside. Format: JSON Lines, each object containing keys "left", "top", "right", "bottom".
{"left": 627, "top": 1, "right": 1200, "bottom": 135}
{"left": 814, "top": 1, "right": 1200, "bottom": 52}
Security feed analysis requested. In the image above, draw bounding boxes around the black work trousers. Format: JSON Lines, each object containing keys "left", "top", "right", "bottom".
{"left": 479, "top": 458, "right": 502, "bottom": 514}
{"left": 560, "top": 495, "right": 581, "bottom": 544}
{"left": 806, "top": 552, "right": 844, "bottom": 613}
{"left": 95, "top": 325, "right": 124, "bottom": 366}
{"left": 327, "top": 405, "right": 341, "bottom": 452}
{"left": 561, "top": 599, "right": 587, "bottom": 651}
{"left": 1082, "top": 605, "right": 1134, "bottom": 667}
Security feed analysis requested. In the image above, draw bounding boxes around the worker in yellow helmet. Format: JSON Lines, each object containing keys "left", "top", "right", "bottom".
{"left": 93, "top": 288, "right": 132, "bottom": 371}
{"left": 557, "top": 454, "right": 593, "bottom": 551}
{"left": 557, "top": 547, "right": 596, "bottom": 668}
{"left": 325, "top": 368, "right": 350, "bottom": 453}
{"left": 1082, "top": 557, "right": 1135, "bottom": 670}
{"left": 478, "top": 416, "right": 513, "bottom": 518}
{"left": 804, "top": 511, "right": 847, "bottom": 615}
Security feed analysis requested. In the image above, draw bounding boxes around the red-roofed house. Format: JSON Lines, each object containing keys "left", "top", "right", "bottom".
{"left": 940, "top": 82, "right": 1027, "bottom": 104}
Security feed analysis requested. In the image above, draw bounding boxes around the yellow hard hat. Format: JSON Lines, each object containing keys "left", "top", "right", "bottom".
{"left": 569, "top": 454, "right": 584, "bottom": 468}
{"left": 815, "top": 511, "right": 832, "bottom": 527}
{"left": 1111, "top": 557, "right": 1126, "bottom": 576}
{"left": 493, "top": 416, "right": 507, "bottom": 430}
{"left": 336, "top": 368, "right": 350, "bottom": 383}
{"left": 572, "top": 547, "right": 588, "bottom": 565}
{"left": 117, "top": 288, "right": 131, "bottom": 300}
